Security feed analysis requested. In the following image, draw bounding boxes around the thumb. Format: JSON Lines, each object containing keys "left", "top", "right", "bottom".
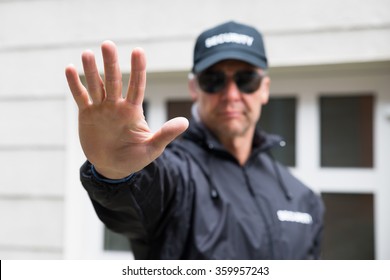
{"left": 150, "top": 117, "right": 189, "bottom": 151}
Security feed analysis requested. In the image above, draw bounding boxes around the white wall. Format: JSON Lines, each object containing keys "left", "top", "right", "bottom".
{"left": 0, "top": 0, "right": 389, "bottom": 259}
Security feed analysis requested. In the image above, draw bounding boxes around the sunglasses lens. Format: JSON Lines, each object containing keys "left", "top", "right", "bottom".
{"left": 197, "top": 71, "right": 226, "bottom": 93}
{"left": 197, "top": 70, "right": 263, "bottom": 94}
{"left": 235, "top": 71, "right": 262, "bottom": 93}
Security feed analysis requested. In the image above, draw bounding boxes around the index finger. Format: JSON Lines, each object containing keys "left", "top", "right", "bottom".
{"left": 126, "top": 48, "right": 146, "bottom": 105}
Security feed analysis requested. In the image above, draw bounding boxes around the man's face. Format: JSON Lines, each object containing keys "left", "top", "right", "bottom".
{"left": 190, "top": 60, "right": 270, "bottom": 141}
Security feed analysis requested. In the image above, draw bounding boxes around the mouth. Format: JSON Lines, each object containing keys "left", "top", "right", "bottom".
{"left": 218, "top": 110, "right": 243, "bottom": 119}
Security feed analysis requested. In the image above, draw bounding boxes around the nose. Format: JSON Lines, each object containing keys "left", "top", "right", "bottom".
{"left": 222, "top": 78, "right": 241, "bottom": 101}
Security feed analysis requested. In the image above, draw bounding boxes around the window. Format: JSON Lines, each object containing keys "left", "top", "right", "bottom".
{"left": 104, "top": 227, "right": 131, "bottom": 251}
{"left": 259, "top": 97, "right": 296, "bottom": 166}
{"left": 167, "top": 100, "right": 193, "bottom": 120}
{"left": 321, "top": 192, "right": 375, "bottom": 259}
{"left": 320, "top": 95, "right": 374, "bottom": 167}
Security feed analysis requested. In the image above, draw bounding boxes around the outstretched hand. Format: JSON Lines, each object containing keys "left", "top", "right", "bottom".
{"left": 65, "top": 41, "right": 189, "bottom": 179}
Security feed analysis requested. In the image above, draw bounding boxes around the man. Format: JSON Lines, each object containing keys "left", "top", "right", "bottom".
{"left": 65, "top": 21, "right": 324, "bottom": 259}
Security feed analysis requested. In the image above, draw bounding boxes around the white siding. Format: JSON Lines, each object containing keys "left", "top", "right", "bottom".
{"left": 0, "top": 150, "right": 65, "bottom": 197}
{"left": 0, "top": 199, "right": 64, "bottom": 259}
{"left": 0, "top": 99, "right": 66, "bottom": 258}
{"left": 0, "top": 99, "right": 66, "bottom": 146}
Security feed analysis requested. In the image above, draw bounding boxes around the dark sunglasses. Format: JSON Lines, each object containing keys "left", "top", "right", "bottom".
{"left": 196, "top": 70, "right": 264, "bottom": 94}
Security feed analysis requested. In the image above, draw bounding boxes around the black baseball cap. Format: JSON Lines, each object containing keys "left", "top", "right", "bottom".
{"left": 192, "top": 21, "right": 268, "bottom": 73}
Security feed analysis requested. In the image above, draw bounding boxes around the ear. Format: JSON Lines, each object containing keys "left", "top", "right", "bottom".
{"left": 260, "top": 76, "right": 270, "bottom": 105}
{"left": 188, "top": 77, "right": 199, "bottom": 101}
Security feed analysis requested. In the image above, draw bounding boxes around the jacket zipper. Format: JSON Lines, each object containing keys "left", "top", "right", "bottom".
{"left": 242, "top": 166, "right": 279, "bottom": 259}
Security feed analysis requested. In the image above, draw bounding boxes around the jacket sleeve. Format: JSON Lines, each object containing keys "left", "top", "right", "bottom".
{"left": 80, "top": 151, "right": 185, "bottom": 240}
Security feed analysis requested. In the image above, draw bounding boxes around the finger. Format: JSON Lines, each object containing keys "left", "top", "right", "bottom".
{"left": 101, "top": 41, "right": 122, "bottom": 102}
{"left": 150, "top": 117, "right": 189, "bottom": 151}
{"left": 82, "top": 50, "right": 105, "bottom": 104}
{"left": 126, "top": 47, "right": 146, "bottom": 105}
{"left": 65, "top": 64, "right": 90, "bottom": 111}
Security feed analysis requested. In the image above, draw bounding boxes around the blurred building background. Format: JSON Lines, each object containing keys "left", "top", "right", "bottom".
{"left": 0, "top": 0, "right": 389, "bottom": 259}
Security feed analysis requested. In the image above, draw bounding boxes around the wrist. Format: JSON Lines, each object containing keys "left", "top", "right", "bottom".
{"left": 91, "top": 165, "right": 134, "bottom": 183}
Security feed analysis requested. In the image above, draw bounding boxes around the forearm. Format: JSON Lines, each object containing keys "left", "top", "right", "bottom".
{"left": 80, "top": 161, "right": 144, "bottom": 236}
{"left": 79, "top": 156, "right": 178, "bottom": 236}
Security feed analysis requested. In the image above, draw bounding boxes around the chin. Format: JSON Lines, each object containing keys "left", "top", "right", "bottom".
{"left": 218, "top": 123, "right": 249, "bottom": 138}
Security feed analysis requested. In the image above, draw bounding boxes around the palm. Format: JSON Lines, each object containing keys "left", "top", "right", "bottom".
{"left": 66, "top": 41, "right": 188, "bottom": 179}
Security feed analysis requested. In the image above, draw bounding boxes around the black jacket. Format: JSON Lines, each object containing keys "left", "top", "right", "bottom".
{"left": 81, "top": 120, "right": 325, "bottom": 259}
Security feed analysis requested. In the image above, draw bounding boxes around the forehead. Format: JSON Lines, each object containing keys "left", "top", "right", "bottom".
{"left": 208, "top": 59, "right": 259, "bottom": 71}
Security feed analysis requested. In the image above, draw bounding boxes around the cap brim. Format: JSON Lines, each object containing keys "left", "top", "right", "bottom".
{"left": 193, "top": 50, "right": 267, "bottom": 73}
